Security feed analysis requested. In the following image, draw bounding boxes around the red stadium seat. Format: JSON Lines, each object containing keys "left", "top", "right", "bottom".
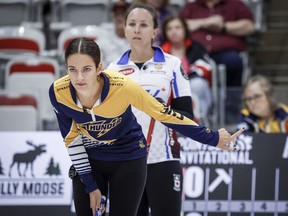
{"left": 5, "top": 56, "right": 59, "bottom": 80}
{"left": 4, "top": 56, "right": 60, "bottom": 127}
{"left": 0, "top": 93, "right": 39, "bottom": 131}
{"left": 0, "top": 26, "right": 45, "bottom": 60}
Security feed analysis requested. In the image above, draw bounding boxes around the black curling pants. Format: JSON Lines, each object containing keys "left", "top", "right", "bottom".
{"left": 72, "top": 157, "right": 147, "bottom": 216}
{"left": 137, "top": 160, "right": 183, "bottom": 216}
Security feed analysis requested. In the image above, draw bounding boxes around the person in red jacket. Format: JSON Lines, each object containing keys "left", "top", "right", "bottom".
{"left": 180, "top": 0, "right": 255, "bottom": 87}
{"left": 161, "top": 15, "right": 213, "bottom": 119}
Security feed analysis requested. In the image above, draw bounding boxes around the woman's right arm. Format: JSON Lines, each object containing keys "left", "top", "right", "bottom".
{"left": 48, "top": 84, "right": 99, "bottom": 193}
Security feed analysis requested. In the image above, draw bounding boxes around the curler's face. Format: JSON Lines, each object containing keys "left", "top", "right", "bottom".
{"left": 66, "top": 53, "right": 102, "bottom": 93}
{"left": 124, "top": 8, "right": 158, "bottom": 47}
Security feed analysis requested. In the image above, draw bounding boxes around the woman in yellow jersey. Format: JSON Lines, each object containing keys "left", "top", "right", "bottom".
{"left": 49, "top": 37, "right": 244, "bottom": 216}
{"left": 237, "top": 75, "right": 288, "bottom": 133}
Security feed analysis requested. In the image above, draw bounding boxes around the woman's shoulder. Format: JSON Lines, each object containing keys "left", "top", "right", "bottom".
{"left": 54, "top": 75, "right": 70, "bottom": 87}
{"left": 102, "top": 70, "right": 130, "bottom": 88}
{"left": 49, "top": 75, "right": 71, "bottom": 105}
{"left": 240, "top": 108, "right": 253, "bottom": 118}
{"left": 154, "top": 46, "right": 179, "bottom": 61}
{"left": 275, "top": 104, "right": 288, "bottom": 119}
{"left": 103, "top": 70, "right": 126, "bottom": 79}
{"left": 49, "top": 75, "right": 70, "bottom": 95}
{"left": 162, "top": 51, "right": 182, "bottom": 65}
{"left": 279, "top": 103, "right": 288, "bottom": 112}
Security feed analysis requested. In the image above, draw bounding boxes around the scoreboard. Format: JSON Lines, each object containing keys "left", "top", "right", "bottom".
{"left": 180, "top": 133, "right": 288, "bottom": 216}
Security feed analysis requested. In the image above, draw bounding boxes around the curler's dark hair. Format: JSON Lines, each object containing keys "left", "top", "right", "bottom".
{"left": 65, "top": 37, "right": 101, "bottom": 68}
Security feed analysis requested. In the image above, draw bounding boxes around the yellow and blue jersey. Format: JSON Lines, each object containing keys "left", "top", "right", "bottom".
{"left": 237, "top": 104, "right": 288, "bottom": 133}
{"left": 49, "top": 70, "right": 218, "bottom": 192}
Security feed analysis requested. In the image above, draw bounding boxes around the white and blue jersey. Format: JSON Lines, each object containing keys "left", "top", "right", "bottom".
{"left": 108, "top": 47, "right": 193, "bottom": 164}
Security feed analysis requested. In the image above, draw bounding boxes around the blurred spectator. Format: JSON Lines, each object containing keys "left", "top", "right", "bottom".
{"left": 134, "top": 0, "right": 174, "bottom": 45}
{"left": 97, "top": 1, "right": 130, "bottom": 67}
{"left": 237, "top": 75, "right": 288, "bottom": 133}
{"left": 161, "top": 15, "right": 213, "bottom": 118}
{"left": 180, "top": 0, "right": 255, "bottom": 87}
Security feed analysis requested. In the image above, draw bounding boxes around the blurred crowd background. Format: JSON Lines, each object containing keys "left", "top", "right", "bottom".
{"left": 0, "top": 0, "right": 287, "bottom": 132}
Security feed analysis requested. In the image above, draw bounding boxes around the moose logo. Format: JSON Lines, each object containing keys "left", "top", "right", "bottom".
{"left": 8, "top": 140, "right": 46, "bottom": 177}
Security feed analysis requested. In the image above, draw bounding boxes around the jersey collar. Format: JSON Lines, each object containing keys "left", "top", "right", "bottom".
{"left": 100, "top": 72, "right": 110, "bottom": 101}
{"left": 116, "top": 46, "right": 166, "bottom": 65}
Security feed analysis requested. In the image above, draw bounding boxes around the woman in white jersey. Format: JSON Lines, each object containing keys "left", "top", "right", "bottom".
{"left": 107, "top": 3, "right": 195, "bottom": 215}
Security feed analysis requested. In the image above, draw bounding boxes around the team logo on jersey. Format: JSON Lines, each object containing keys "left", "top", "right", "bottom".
{"left": 155, "top": 64, "right": 163, "bottom": 70}
{"left": 173, "top": 174, "right": 181, "bottom": 191}
{"left": 139, "top": 140, "right": 145, "bottom": 149}
{"left": 180, "top": 64, "right": 189, "bottom": 80}
{"left": 80, "top": 117, "right": 122, "bottom": 137}
{"left": 119, "top": 68, "right": 135, "bottom": 75}
{"left": 206, "top": 128, "right": 211, "bottom": 133}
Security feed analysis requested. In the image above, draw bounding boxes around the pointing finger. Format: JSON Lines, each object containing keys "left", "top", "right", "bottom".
{"left": 230, "top": 127, "right": 245, "bottom": 140}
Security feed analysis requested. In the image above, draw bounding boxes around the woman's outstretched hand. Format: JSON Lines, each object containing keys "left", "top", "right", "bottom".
{"left": 216, "top": 128, "right": 245, "bottom": 151}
